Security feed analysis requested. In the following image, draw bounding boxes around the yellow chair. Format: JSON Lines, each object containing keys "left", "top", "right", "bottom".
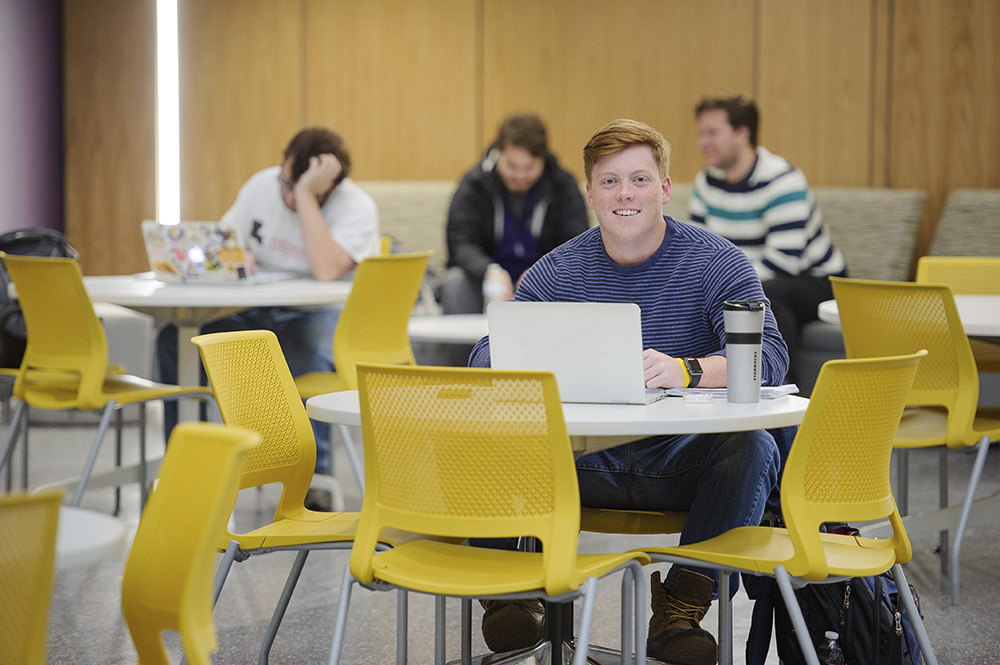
{"left": 0, "top": 253, "right": 214, "bottom": 509}
{"left": 328, "top": 363, "right": 652, "bottom": 665}
{"left": 193, "top": 329, "right": 417, "bottom": 664}
{"left": 916, "top": 255, "right": 1000, "bottom": 372}
{"left": 0, "top": 488, "right": 61, "bottom": 665}
{"left": 121, "top": 422, "right": 258, "bottom": 665}
{"left": 831, "top": 277, "right": 1000, "bottom": 604}
{"left": 294, "top": 250, "right": 432, "bottom": 491}
{"left": 380, "top": 234, "right": 393, "bottom": 255}
{"left": 635, "top": 352, "right": 937, "bottom": 665}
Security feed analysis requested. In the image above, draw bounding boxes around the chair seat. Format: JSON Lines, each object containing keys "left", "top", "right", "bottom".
{"left": 580, "top": 507, "right": 687, "bottom": 534}
{"left": 639, "top": 527, "right": 899, "bottom": 582}
{"left": 18, "top": 373, "right": 212, "bottom": 411}
{"left": 294, "top": 371, "right": 346, "bottom": 399}
{"left": 368, "top": 539, "right": 651, "bottom": 597}
{"left": 895, "top": 405, "right": 1000, "bottom": 449}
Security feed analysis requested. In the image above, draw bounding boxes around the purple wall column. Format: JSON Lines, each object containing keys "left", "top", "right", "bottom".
{"left": 0, "top": 0, "right": 63, "bottom": 233}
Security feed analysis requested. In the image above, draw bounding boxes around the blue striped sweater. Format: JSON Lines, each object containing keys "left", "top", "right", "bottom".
{"left": 469, "top": 219, "right": 789, "bottom": 386}
{"left": 688, "top": 147, "right": 846, "bottom": 281}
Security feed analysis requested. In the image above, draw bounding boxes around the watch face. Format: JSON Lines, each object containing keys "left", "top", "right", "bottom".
{"left": 685, "top": 358, "right": 703, "bottom": 375}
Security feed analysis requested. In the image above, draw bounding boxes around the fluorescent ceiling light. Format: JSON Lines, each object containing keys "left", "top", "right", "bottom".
{"left": 156, "top": 0, "right": 180, "bottom": 225}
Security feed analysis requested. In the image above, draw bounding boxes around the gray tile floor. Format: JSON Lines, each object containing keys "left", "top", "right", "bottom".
{"left": 7, "top": 402, "right": 998, "bottom": 664}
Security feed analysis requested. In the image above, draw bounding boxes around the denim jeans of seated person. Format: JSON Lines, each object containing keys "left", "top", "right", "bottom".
{"left": 154, "top": 305, "right": 340, "bottom": 474}
{"left": 471, "top": 429, "right": 780, "bottom": 600}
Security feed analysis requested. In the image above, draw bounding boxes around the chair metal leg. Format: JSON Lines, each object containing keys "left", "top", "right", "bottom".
{"left": 950, "top": 435, "right": 991, "bottom": 606}
{"left": 258, "top": 549, "right": 310, "bottom": 665}
{"left": 20, "top": 404, "right": 29, "bottom": 490}
{"left": 435, "top": 596, "right": 448, "bottom": 665}
{"left": 460, "top": 598, "right": 472, "bottom": 665}
{"left": 397, "top": 588, "right": 408, "bottom": 665}
{"left": 891, "top": 563, "right": 939, "bottom": 665}
{"left": 896, "top": 448, "right": 910, "bottom": 516}
{"left": 572, "top": 577, "right": 599, "bottom": 665}
{"left": 328, "top": 565, "right": 357, "bottom": 665}
{"left": 718, "top": 570, "right": 732, "bottom": 665}
{"left": 773, "top": 566, "right": 821, "bottom": 665}
{"left": 114, "top": 408, "right": 124, "bottom": 515}
{"left": 337, "top": 424, "right": 365, "bottom": 493}
{"left": 620, "top": 568, "right": 632, "bottom": 665}
{"left": 71, "top": 400, "right": 117, "bottom": 506}
{"left": 0, "top": 401, "right": 26, "bottom": 491}
{"left": 938, "top": 448, "right": 949, "bottom": 574}
{"left": 211, "top": 540, "right": 244, "bottom": 605}
{"left": 138, "top": 403, "right": 149, "bottom": 509}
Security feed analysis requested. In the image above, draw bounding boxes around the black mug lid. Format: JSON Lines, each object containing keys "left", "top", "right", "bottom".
{"left": 724, "top": 299, "right": 765, "bottom": 312}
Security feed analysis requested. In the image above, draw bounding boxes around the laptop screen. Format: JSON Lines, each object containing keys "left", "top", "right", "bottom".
{"left": 488, "top": 301, "right": 656, "bottom": 404}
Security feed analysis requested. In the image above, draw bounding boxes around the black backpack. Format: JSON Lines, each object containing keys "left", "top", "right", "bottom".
{"left": 746, "top": 524, "right": 923, "bottom": 665}
{"left": 0, "top": 228, "right": 79, "bottom": 368}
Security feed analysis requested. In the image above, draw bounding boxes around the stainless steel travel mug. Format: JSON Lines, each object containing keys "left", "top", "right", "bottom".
{"left": 724, "top": 300, "right": 765, "bottom": 403}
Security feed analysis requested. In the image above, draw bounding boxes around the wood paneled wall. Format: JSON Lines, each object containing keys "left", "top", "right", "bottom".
{"left": 63, "top": 0, "right": 1000, "bottom": 275}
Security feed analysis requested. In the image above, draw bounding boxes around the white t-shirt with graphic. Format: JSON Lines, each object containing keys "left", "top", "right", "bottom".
{"left": 221, "top": 165, "right": 381, "bottom": 275}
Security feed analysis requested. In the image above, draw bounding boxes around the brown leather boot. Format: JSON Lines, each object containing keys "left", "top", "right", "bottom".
{"left": 647, "top": 569, "right": 718, "bottom": 665}
{"left": 480, "top": 598, "right": 546, "bottom": 653}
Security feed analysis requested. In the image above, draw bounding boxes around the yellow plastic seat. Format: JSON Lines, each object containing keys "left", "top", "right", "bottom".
{"left": 0, "top": 253, "right": 214, "bottom": 509}
{"left": 380, "top": 234, "right": 393, "bottom": 255}
{"left": 916, "top": 255, "right": 1000, "bottom": 372}
{"left": 328, "top": 364, "right": 652, "bottom": 665}
{"left": 294, "top": 250, "right": 432, "bottom": 491}
{"left": 831, "top": 276, "right": 1000, "bottom": 604}
{"left": 192, "top": 329, "right": 417, "bottom": 663}
{"left": 0, "top": 488, "right": 62, "bottom": 665}
{"left": 121, "top": 422, "right": 258, "bottom": 665}
{"left": 635, "top": 352, "right": 938, "bottom": 665}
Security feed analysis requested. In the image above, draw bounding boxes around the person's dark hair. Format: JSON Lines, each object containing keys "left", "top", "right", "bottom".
{"left": 495, "top": 114, "right": 548, "bottom": 159}
{"left": 695, "top": 94, "right": 759, "bottom": 147}
{"left": 283, "top": 127, "right": 351, "bottom": 186}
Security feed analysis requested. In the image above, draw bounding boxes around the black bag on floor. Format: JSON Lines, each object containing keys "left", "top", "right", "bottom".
{"left": 746, "top": 524, "right": 924, "bottom": 665}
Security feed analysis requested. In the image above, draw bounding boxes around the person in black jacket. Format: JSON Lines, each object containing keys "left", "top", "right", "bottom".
{"left": 441, "top": 113, "right": 590, "bottom": 313}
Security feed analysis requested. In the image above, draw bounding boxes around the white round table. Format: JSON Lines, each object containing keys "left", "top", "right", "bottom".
{"left": 56, "top": 506, "right": 127, "bottom": 570}
{"left": 84, "top": 273, "right": 352, "bottom": 420}
{"left": 307, "top": 390, "right": 809, "bottom": 457}
{"left": 407, "top": 313, "right": 488, "bottom": 344}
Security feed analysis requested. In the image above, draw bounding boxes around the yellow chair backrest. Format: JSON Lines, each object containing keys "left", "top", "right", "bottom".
{"left": 121, "top": 423, "right": 258, "bottom": 665}
{"left": 380, "top": 235, "right": 393, "bottom": 255}
{"left": 0, "top": 253, "right": 109, "bottom": 410}
{"left": 333, "top": 251, "right": 432, "bottom": 390}
{"left": 781, "top": 351, "right": 924, "bottom": 580}
{"left": 830, "top": 277, "right": 981, "bottom": 447}
{"left": 0, "top": 488, "right": 62, "bottom": 665}
{"left": 192, "top": 330, "right": 317, "bottom": 523}
{"left": 352, "top": 363, "right": 582, "bottom": 595}
{"left": 915, "top": 256, "right": 1000, "bottom": 294}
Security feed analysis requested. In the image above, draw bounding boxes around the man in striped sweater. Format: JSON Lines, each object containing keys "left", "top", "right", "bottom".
{"left": 469, "top": 119, "right": 788, "bottom": 665}
{"left": 688, "top": 94, "right": 846, "bottom": 387}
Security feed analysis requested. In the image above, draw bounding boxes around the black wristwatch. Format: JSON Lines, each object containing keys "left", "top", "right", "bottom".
{"left": 683, "top": 358, "right": 703, "bottom": 388}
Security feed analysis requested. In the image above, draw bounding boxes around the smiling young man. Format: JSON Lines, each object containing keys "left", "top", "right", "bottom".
{"left": 467, "top": 119, "right": 788, "bottom": 665}
{"left": 689, "top": 94, "right": 846, "bottom": 387}
{"left": 441, "top": 113, "right": 590, "bottom": 314}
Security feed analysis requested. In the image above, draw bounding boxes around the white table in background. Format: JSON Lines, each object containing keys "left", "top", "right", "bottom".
{"left": 56, "top": 506, "right": 126, "bottom": 570}
{"left": 83, "top": 273, "right": 352, "bottom": 421}
{"left": 818, "top": 295, "right": 1000, "bottom": 338}
{"left": 407, "top": 313, "right": 488, "bottom": 345}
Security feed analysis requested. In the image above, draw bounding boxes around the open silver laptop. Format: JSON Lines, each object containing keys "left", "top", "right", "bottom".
{"left": 488, "top": 301, "right": 668, "bottom": 405}
{"left": 141, "top": 220, "right": 296, "bottom": 284}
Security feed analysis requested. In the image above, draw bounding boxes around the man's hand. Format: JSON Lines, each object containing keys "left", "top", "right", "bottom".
{"left": 643, "top": 348, "right": 686, "bottom": 389}
{"left": 294, "top": 153, "right": 342, "bottom": 202}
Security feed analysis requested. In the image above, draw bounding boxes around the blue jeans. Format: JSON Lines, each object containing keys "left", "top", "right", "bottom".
{"left": 576, "top": 429, "right": 780, "bottom": 597}
{"left": 155, "top": 305, "right": 340, "bottom": 474}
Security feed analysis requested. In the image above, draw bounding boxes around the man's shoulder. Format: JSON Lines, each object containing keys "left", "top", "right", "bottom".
{"left": 327, "top": 178, "right": 378, "bottom": 213}
{"left": 750, "top": 147, "right": 808, "bottom": 189}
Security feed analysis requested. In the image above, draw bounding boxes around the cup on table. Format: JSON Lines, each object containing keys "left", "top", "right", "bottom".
{"left": 724, "top": 300, "right": 765, "bottom": 403}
